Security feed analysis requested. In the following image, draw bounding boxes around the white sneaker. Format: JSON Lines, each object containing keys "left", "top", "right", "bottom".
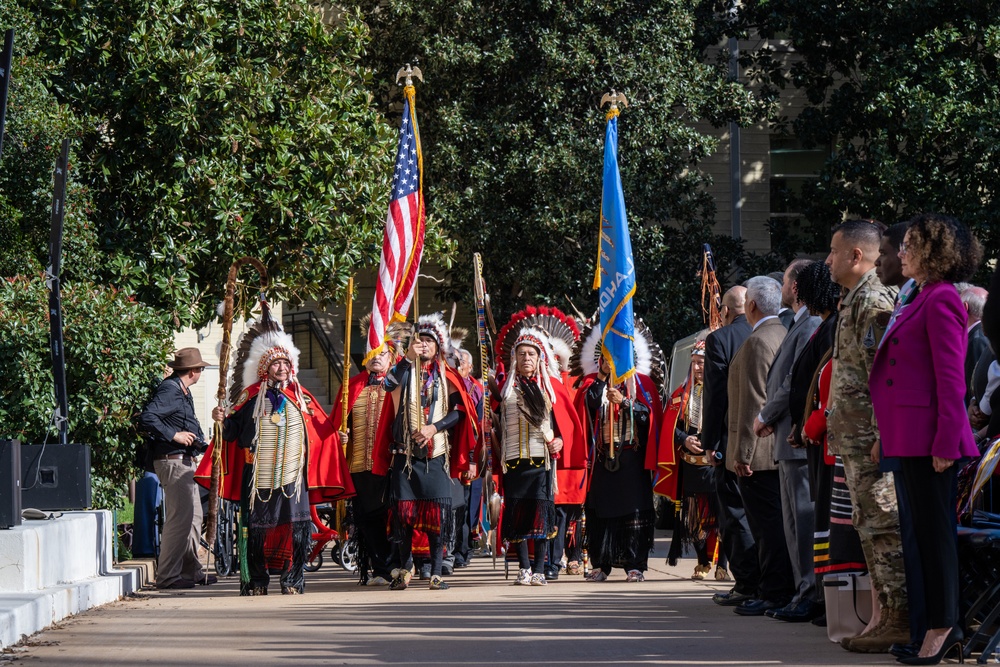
{"left": 514, "top": 568, "right": 532, "bottom": 585}
{"left": 367, "top": 576, "right": 390, "bottom": 586}
{"left": 626, "top": 569, "right": 645, "bottom": 582}
{"left": 530, "top": 573, "right": 548, "bottom": 586}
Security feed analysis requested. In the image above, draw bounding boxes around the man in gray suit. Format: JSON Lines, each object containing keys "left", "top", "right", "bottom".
{"left": 728, "top": 276, "right": 794, "bottom": 616}
{"left": 753, "top": 260, "right": 822, "bottom": 621}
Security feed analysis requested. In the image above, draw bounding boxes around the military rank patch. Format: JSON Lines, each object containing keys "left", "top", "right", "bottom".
{"left": 863, "top": 324, "right": 877, "bottom": 348}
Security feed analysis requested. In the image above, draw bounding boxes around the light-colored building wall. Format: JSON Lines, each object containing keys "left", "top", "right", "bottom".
{"left": 171, "top": 303, "right": 282, "bottom": 438}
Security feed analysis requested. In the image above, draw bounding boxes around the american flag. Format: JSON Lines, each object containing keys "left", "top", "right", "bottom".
{"left": 364, "top": 86, "right": 425, "bottom": 363}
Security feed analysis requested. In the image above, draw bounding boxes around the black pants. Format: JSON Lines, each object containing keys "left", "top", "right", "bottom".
{"left": 395, "top": 526, "right": 444, "bottom": 577}
{"left": 516, "top": 538, "right": 547, "bottom": 572}
{"left": 549, "top": 505, "right": 583, "bottom": 567}
{"left": 899, "top": 456, "right": 959, "bottom": 629}
{"left": 894, "top": 467, "right": 927, "bottom": 641}
{"left": 356, "top": 514, "right": 393, "bottom": 580}
{"left": 714, "top": 466, "right": 760, "bottom": 595}
{"left": 739, "top": 469, "right": 795, "bottom": 603}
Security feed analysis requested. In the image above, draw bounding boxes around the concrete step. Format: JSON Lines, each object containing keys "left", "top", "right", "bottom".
{"left": 0, "top": 511, "right": 141, "bottom": 648}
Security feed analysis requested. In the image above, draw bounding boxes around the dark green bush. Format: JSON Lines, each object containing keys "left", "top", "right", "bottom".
{"left": 0, "top": 275, "right": 171, "bottom": 509}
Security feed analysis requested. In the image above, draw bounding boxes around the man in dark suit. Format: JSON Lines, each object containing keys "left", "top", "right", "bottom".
{"left": 754, "top": 260, "right": 821, "bottom": 621}
{"left": 963, "top": 286, "right": 989, "bottom": 404}
{"left": 702, "top": 285, "right": 759, "bottom": 605}
{"left": 728, "top": 276, "right": 794, "bottom": 616}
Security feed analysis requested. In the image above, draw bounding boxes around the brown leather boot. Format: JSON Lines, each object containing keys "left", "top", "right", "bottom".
{"left": 847, "top": 608, "right": 910, "bottom": 653}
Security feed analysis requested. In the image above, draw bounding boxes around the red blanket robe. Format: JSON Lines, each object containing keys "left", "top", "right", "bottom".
{"left": 573, "top": 372, "right": 662, "bottom": 474}
{"left": 371, "top": 363, "right": 479, "bottom": 478}
{"left": 195, "top": 382, "right": 355, "bottom": 503}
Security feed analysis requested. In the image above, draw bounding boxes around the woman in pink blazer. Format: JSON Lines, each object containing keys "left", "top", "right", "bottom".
{"left": 869, "top": 213, "right": 982, "bottom": 665}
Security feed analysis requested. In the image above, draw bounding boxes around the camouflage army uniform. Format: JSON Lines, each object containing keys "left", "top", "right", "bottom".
{"left": 827, "top": 268, "right": 906, "bottom": 612}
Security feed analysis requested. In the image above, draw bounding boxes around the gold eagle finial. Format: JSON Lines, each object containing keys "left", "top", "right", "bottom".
{"left": 600, "top": 90, "right": 628, "bottom": 112}
{"left": 395, "top": 63, "right": 424, "bottom": 87}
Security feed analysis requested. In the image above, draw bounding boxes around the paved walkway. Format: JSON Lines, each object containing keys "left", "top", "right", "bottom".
{"left": 7, "top": 533, "right": 884, "bottom": 666}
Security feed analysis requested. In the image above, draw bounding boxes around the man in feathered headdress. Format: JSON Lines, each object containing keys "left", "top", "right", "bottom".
{"left": 371, "top": 312, "right": 478, "bottom": 591}
{"left": 495, "top": 326, "right": 586, "bottom": 586}
{"left": 332, "top": 315, "right": 400, "bottom": 586}
{"left": 202, "top": 312, "right": 355, "bottom": 596}
{"left": 572, "top": 320, "right": 663, "bottom": 582}
{"left": 661, "top": 339, "right": 726, "bottom": 581}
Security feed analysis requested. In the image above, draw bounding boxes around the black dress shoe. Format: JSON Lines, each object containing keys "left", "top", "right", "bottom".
{"left": 772, "top": 600, "right": 824, "bottom": 622}
{"left": 712, "top": 588, "right": 754, "bottom": 606}
{"left": 889, "top": 641, "right": 920, "bottom": 659}
{"left": 734, "top": 599, "right": 785, "bottom": 616}
{"left": 544, "top": 568, "right": 559, "bottom": 581}
{"left": 810, "top": 614, "right": 827, "bottom": 627}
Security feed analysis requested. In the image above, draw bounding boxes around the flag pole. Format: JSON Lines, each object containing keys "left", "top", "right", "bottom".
{"left": 599, "top": 90, "right": 629, "bottom": 462}
{"left": 340, "top": 276, "right": 354, "bottom": 441}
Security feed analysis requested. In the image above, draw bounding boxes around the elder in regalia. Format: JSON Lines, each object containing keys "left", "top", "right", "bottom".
{"left": 201, "top": 305, "right": 355, "bottom": 596}
{"left": 494, "top": 325, "right": 586, "bottom": 586}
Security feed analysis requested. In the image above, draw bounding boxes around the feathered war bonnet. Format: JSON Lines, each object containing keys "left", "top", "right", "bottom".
{"left": 499, "top": 325, "right": 559, "bottom": 407}
{"left": 227, "top": 300, "right": 307, "bottom": 418}
{"left": 494, "top": 305, "right": 580, "bottom": 379}
{"left": 414, "top": 312, "right": 452, "bottom": 360}
{"left": 570, "top": 317, "right": 666, "bottom": 392}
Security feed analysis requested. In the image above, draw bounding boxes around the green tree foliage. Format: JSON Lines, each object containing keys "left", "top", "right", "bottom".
{"left": 0, "top": 276, "right": 172, "bottom": 509}
{"left": 738, "top": 0, "right": 1000, "bottom": 256}
{"left": 343, "top": 0, "right": 767, "bottom": 346}
{"left": 0, "top": 0, "right": 93, "bottom": 278}
{"left": 26, "top": 0, "right": 409, "bottom": 326}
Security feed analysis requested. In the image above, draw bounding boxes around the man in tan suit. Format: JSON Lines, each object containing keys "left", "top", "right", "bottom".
{"left": 727, "top": 276, "right": 795, "bottom": 616}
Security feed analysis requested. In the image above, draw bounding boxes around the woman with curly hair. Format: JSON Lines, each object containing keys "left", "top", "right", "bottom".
{"left": 869, "top": 213, "right": 982, "bottom": 664}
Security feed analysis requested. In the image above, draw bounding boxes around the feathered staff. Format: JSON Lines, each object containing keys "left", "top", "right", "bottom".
{"left": 701, "top": 243, "right": 724, "bottom": 332}
{"left": 206, "top": 257, "right": 268, "bottom": 572}
{"left": 472, "top": 253, "right": 499, "bottom": 568}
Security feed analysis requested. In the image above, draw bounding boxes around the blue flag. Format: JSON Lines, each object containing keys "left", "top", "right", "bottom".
{"left": 595, "top": 114, "right": 636, "bottom": 385}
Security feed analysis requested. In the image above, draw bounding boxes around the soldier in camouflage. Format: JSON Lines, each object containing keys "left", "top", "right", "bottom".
{"left": 825, "top": 219, "right": 908, "bottom": 653}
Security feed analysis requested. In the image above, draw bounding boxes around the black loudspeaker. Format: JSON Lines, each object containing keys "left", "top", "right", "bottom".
{"left": 0, "top": 439, "right": 21, "bottom": 529}
{"left": 20, "top": 443, "right": 92, "bottom": 511}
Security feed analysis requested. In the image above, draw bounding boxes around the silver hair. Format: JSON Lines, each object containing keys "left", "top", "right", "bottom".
{"left": 747, "top": 276, "right": 782, "bottom": 317}
{"left": 962, "top": 287, "right": 987, "bottom": 320}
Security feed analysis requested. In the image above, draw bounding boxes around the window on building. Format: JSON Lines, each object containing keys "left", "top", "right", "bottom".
{"left": 769, "top": 135, "right": 830, "bottom": 253}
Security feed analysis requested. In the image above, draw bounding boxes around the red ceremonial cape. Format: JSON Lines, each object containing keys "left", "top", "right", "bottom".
{"left": 195, "top": 382, "right": 356, "bottom": 503}
{"left": 573, "top": 373, "right": 662, "bottom": 474}
{"left": 656, "top": 382, "right": 688, "bottom": 500}
{"left": 370, "top": 362, "right": 478, "bottom": 478}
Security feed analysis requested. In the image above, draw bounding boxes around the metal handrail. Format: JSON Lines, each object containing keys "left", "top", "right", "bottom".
{"left": 283, "top": 311, "right": 347, "bottom": 405}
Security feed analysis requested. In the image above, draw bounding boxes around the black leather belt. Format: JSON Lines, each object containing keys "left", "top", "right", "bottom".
{"left": 154, "top": 453, "right": 193, "bottom": 461}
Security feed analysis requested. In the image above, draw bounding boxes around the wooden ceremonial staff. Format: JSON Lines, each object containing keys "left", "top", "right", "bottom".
{"left": 205, "top": 257, "right": 268, "bottom": 573}
{"left": 340, "top": 276, "right": 354, "bottom": 440}
{"left": 473, "top": 253, "right": 500, "bottom": 568}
